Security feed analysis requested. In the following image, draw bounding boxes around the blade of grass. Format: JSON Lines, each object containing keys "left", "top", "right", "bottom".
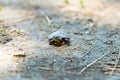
{"left": 80, "top": 0, "right": 85, "bottom": 8}
{"left": 0, "top": 8, "right": 2, "bottom": 12}
{"left": 64, "top": 0, "right": 70, "bottom": 4}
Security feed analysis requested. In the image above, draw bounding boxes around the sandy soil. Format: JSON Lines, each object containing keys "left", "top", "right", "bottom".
{"left": 0, "top": 0, "right": 120, "bottom": 80}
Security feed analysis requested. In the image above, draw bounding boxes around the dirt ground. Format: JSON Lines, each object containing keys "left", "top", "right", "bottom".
{"left": 0, "top": 0, "right": 120, "bottom": 80}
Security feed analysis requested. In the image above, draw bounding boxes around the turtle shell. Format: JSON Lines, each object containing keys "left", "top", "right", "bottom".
{"left": 48, "top": 31, "right": 70, "bottom": 46}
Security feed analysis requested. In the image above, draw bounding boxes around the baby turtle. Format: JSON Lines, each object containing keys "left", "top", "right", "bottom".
{"left": 48, "top": 31, "right": 70, "bottom": 46}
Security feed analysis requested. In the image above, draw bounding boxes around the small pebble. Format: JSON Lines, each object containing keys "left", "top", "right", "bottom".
{"left": 74, "top": 32, "right": 79, "bottom": 34}
{"left": 105, "top": 41, "right": 113, "bottom": 45}
{"left": 74, "top": 32, "right": 83, "bottom": 35}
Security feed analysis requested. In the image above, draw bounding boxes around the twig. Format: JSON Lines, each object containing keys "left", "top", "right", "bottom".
{"left": 35, "top": 66, "right": 53, "bottom": 71}
{"left": 41, "top": 11, "right": 51, "bottom": 25}
{"left": 79, "top": 46, "right": 94, "bottom": 59}
{"left": 78, "top": 50, "right": 110, "bottom": 74}
{"left": 105, "top": 72, "right": 120, "bottom": 76}
{"left": 102, "top": 67, "right": 120, "bottom": 72}
{"left": 109, "top": 49, "right": 120, "bottom": 76}
{"left": 44, "top": 15, "right": 51, "bottom": 25}
{"left": 65, "top": 65, "right": 107, "bottom": 70}
{"left": 34, "top": 65, "right": 117, "bottom": 76}
{"left": 35, "top": 66, "right": 80, "bottom": 75}
{"left": 64, "top": 71, "right": 80, "bottom": 75}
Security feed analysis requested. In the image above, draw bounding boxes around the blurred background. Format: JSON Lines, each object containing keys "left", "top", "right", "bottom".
{"left": 0, "top": 0, "right": 120, "bottom": 80}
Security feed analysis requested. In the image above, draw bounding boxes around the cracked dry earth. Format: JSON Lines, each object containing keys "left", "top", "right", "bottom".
{"left": 0, "top": 0, "right": 120, "bottom": 80}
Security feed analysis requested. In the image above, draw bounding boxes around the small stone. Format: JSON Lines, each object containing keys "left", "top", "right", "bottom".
{"left": 67, "top": 58, "right": 73, "bottom": 62}
{"left": 74, "top": 32, "right": 83, "bottom": 35}
{"left": 74, "top": 32, "right": 79, "bottom": 34}
{"left": 53, "top": 59, "right": 56, "bottom": 63}
{"left": 111, "top": 51, "right": 118, "bottom": 54}
{"left": 105, "top": 41, "right": 113, "bottom": 45}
